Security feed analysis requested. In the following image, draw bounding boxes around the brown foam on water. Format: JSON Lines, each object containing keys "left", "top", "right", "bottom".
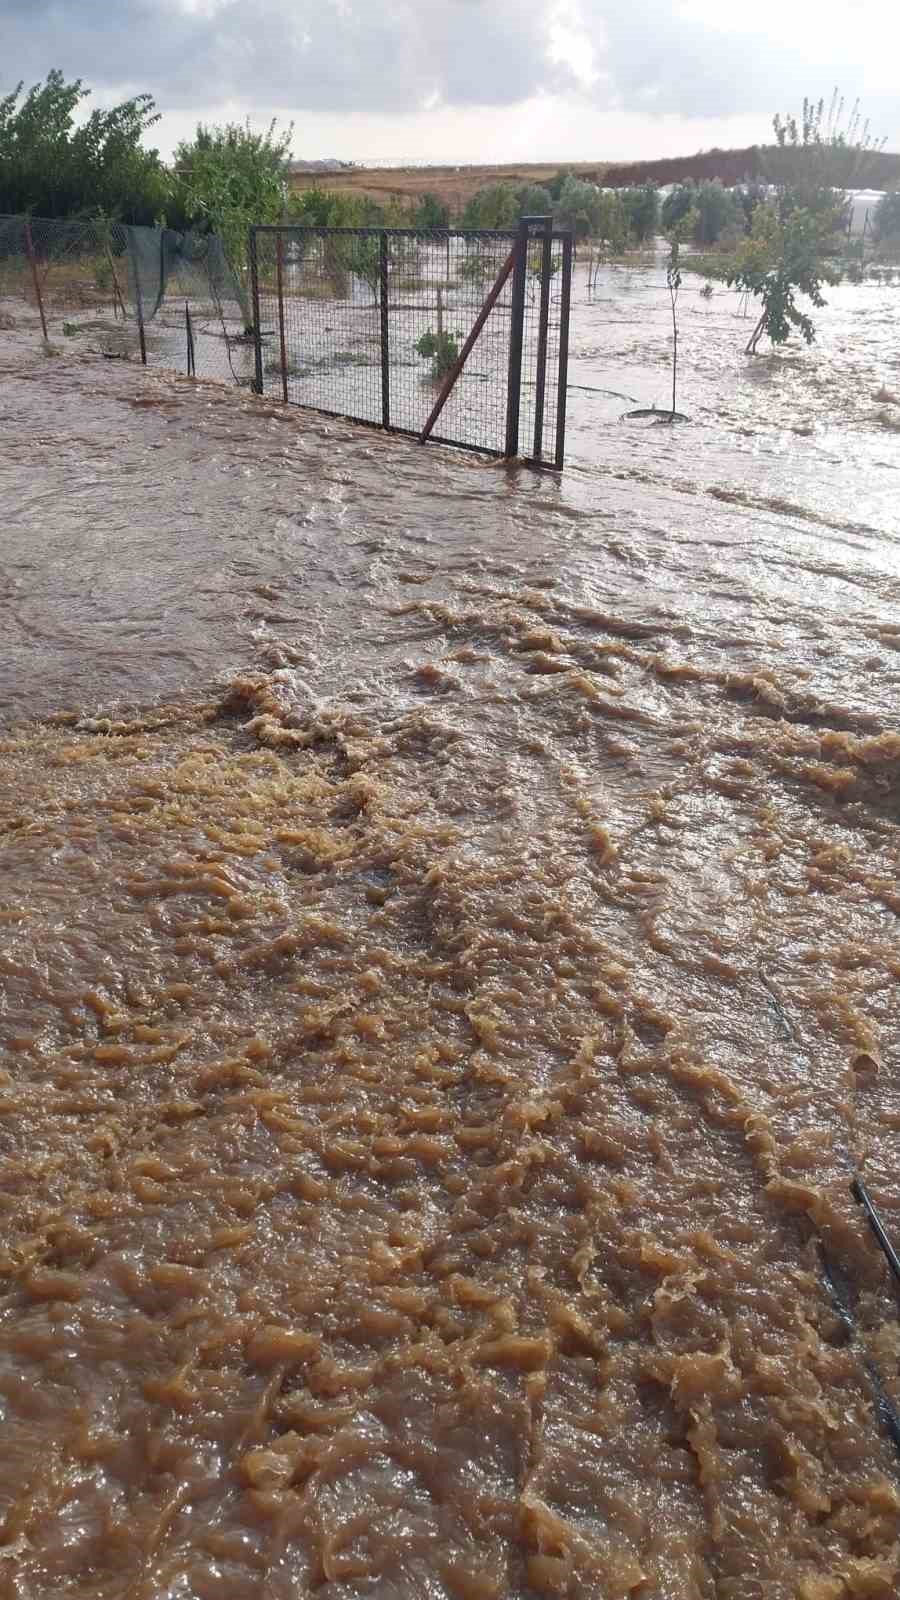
{"left": 2, "top": 637, "right": 899, "bottom": 1597}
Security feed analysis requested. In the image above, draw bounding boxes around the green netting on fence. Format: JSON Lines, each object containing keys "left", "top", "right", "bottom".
{"left": 128, "top": 224, "right": 247, "bottom": 322}
{"left": 0, "top": 214, "right": 247, "bottom": 325}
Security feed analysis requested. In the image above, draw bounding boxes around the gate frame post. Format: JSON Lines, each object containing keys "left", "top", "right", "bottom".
{"left": 275, "top": 230, "right": 289, "bottom": 404}
{"left": 531, "top": 216, "right": 554, "bottom": 461}
{"left": 554, "top": 232, "right": 574, "bottom": 472}
{"left": 248, "top": 226, "right": 264, "bottom": 395}
{"left": 504, "top": 216, "right": 531, "bottom": 459}
{"left": 379, "top": 231, "right": 390, "bottom": 428}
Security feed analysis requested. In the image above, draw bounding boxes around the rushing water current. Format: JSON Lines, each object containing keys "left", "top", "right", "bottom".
{"left": 1, "top": 269, "right": 899, "bottom": 1598}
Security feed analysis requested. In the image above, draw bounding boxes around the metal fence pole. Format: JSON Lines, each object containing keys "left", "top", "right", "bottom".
{"left": 23, "top": 222, "right": 48, "bottom": 341}
{"left": 504, "top": 217, "right": 530, "bottom": 459}
{"left": 380, "top": 231, "right": 390, "bottom": 428}
{"left": 248, "top": 228, "right": 264, "bottom": 396}
{"left": 531, "top": 216, "right": 554, "bottom": 461}
{"left": 554, "top": 234, "right": 574, "bottom": 472}
{"left": 128, "top": 231, "right": 148, "bottom": 366}
{"left": 275, "top": 231, "right": 289, "bottom": 405}
{"left": 185, "top": 301, "right": 196, "bottom": 377}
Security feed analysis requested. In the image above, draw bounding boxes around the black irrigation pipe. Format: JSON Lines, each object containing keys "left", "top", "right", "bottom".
{"left": 852, "top": 1176, "right": 900, "bottom": 1292}
{"left": 818, "top": 1242, "right": 900, "bottom": 1461}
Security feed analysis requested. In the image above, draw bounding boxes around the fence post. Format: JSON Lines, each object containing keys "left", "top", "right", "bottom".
{"left": 380, "top": 231, "right": 390, "bottom": 428}
{"left": 248, "top": 228, "right": 263, "bottom": 395}
{"left": 554, "top": 234, "right": 574, "bottom": 472}
{"left": 531, "top": 216, "right": 554, "bottom": 461}
{"left": 23, "top": 222, "right": 48, "bottom": 342}
{"left": 128, "top": 231, "right": 148, "bottom": 366}
{"left": 275, "top": 231, "right": 289, "bottom": 405}
{"left": 185, "top": 301, "right": 196, "bottom": 377}
{"left": 504, "top": 217, "right": 530, "bottom": 459}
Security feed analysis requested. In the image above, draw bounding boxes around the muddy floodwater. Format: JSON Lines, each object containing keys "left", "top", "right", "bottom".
{"left": 1, "top": 268, "right": 900, "bottom": 1598}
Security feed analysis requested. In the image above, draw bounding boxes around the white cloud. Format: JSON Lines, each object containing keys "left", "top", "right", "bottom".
{"left": 2, "top": 0, "right": 897, "bottom": 161}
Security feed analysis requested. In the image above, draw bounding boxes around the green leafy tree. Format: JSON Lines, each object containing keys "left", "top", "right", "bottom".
{"left": 692, "top": 181, "right": 741, "bottom": 246}
{"left": 874, "top": 192, "right": 900, "bottom": 243}
{"left": 620, "top": 185, "right": 659, "bottom": 243}
{"left": 723, "top": 94, "right": 886, "bottom": 355}
{"left": 289, "top": 187, "right": 383, "bottom": 228}
{"left": 554, "top": 175, "right": 603, "bottom": 238}
{"left": 0, "top": 70, "right": 167, "bottom": 222}
{"left": 735, "top": 182, "right": 768, "bottom": 233}
{"left": 461, "top": 184, "right": 519, "bottom": 230}
{"left": 545, "top": 169, "right": 574, "bottom": 202}
{"left": 593, "top": 191, "right": 630, "bottom": 253}
{"left": 725, "top": 202, "right": 839, "bottom": 354}
{"left": 661, "top": 185, "right": 696, "bottom": 235}
{"left": 175, "top": 118, "right": 293, "bottom": 287}
{"left": 662, "top": 181, "right": 740, "bottom": 246}
{"left": 414, "top": 192, "right": 450, "bottom": 230}
{"left": 348, "top": 236, "right": 381, "bottom": 304}
{"left": 518, "top": 183, "right": 554, "bottom": 217}
{"left": 381, "top": 193, "right": 418, "bottom": 228}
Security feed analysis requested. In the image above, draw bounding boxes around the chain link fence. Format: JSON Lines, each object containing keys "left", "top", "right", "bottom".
{"left": 249, "top": 220, "right": 573, "bottom": 466}
{"left": 0, "top": 214, "right": 249, "bottom": 385}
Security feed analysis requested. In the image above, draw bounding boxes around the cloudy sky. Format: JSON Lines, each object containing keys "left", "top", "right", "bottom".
{"left": 2, "top": 0, "right": 897, "bottom": 164}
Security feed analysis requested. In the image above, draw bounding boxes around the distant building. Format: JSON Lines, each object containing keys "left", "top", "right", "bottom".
{"left": 289, "top": 160, "right": 352, "bottom": 175}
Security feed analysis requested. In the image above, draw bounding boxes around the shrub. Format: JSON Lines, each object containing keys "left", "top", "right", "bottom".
{"left": 416, "top": 328, "right": 461, "bottom": 379}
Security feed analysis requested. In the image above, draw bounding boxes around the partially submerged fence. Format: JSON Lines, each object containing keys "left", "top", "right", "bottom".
{"left": 0, "top": 214, "right": 247, "bottom": 383}
{"left": 249, "top": 217, "right": 573, "bottom": 468}
{"left": 2, "top": 213, "right": 574, "bottom": 466}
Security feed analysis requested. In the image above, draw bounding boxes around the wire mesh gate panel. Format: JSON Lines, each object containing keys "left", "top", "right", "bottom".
{"left": 248, "top": 220, "right": 572, "bottom": 469}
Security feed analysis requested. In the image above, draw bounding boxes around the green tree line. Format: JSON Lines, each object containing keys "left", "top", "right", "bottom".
{"left": 4, "top": 69, "right": 898, "bottom": 363}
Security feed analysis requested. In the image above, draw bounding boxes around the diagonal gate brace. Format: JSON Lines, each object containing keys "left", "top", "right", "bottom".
{"left": 419, "top": 246, "right": 517, "bottom": 445}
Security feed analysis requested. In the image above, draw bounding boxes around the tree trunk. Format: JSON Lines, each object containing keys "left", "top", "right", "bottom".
{"left": 745, "top": 310, "right": 766, "bottom": 355}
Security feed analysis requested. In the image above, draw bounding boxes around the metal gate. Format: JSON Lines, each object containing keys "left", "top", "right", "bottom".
{"left": 248, "top": 217, "right": 572, "bottom": 469}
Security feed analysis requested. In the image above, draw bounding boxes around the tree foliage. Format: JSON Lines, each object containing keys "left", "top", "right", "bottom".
{"left": 414, "top": 192, "right": 450, "bottom": 230}
{"left": 662, "top": 181, "right": 740, "bottom": 246}
{"left": 460, "top": 184, "right": 520, "bottom": 230}
{"left": 416, "top": 327, "right": 461, "bottom": 379}
{"left": 0, "top": 70, "right": 167, "bottom": 222}
{"left": 620, "top": 186, "right": 660, "bottom": 243}
{"left": 592, "top": 191, "right": 630, "bottom": 253}
{"left": 553, "top": 175, "right": 603, "bottom": 238}
{"left": 518, "top": 183, "right": 554, "bottom": 217}
{"left": 725, "top": 203, "right": 838, "bottom": 354}
{"left": 290, "top": 186, "right": 382, "bottom": 228}
{"left": 873, "top": 192, "right": 900, "bottom": 243}
{"left": 174, "top": 118, "right": 293, "bottom": 281}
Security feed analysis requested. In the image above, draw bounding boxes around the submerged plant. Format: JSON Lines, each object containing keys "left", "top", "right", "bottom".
{"left": 662, "top": 210, "right": 696, "bottom": 415}
{"left": 416, "top": 327, "right": 461, "bottom": 380}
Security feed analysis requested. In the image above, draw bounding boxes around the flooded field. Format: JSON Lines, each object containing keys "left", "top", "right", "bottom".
{"left": 1, "top": 268, "right": 900, "bottom": 1597}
